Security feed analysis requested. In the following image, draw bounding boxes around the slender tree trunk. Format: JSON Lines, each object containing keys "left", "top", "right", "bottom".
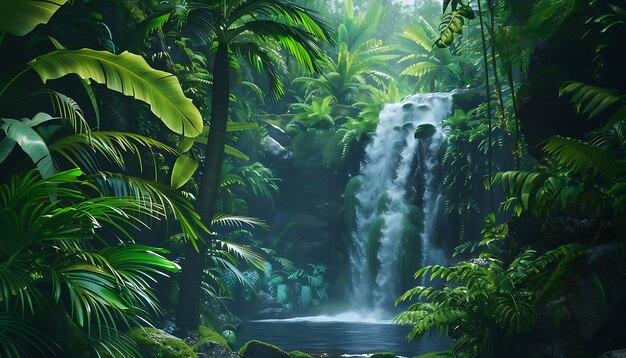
{"left": 487, "top": 0, "right": 506, "bottom": 126}
{"left": 477, "top": 0, "right": 495, "bottom": 212}
{"left": 176, "top": 41, "right": 230, "bottom": 332}
{"left": 506, "top": 68, "right": 521, "bottom": 170}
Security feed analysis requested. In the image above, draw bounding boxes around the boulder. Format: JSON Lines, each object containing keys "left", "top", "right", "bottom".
{"left": 238, "top": 340, "right": 289, "bottom": 358}
{"left": 127, "top": 327, "right": 196, "bottom": 358}
{"left": 195, "top": 341, "right": 239, "bottom": 358}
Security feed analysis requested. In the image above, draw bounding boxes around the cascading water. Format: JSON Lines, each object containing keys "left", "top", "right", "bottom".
{"left": 349, "top": 93, "right": 452, "bottom": 315}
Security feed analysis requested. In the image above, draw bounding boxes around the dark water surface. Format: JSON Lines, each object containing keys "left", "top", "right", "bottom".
{"left": 237, "top": 316, "right": 450, "bottom": 357}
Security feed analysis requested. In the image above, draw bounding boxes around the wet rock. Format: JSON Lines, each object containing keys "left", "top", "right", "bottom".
{"left": 195, "top": 341, "right": 239, "bottom": 358}
{"left": 414, "top": 123, "right": 437, "bottom": 139}
{"left": 251, "top": 307, "right": 292, "bottom": 320}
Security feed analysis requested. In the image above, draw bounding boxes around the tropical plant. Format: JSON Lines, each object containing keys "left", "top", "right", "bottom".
{"left": 395, "top": 214, "right": 588, "bottom": 358}
{"left": 0, "top": 169, "right": 180, "bottom": 357}
{"left": 237, "top": 162, "right": 281, "bottom": 208}
{"left": 294, "top": 40, "right": 395, "bottom": 106}
{"left": 173, "top": 0, "right": 334, "bottom": 331}
{"left": 223, "top": 251, "right": 329, "bottom": 310}
{"left": 490, "top": 80, "right": 626, "bottom": 220}
{"left": 288, "top": 95, "right": 337, "bottom": 132}
{"left": 397, "top": 20, "right": 472, "bottom": 92}
{"left": 267, "top": 258, "right": 329, "bottom": 309}
{"left": 0, "top": 0, "right": 214, "bottom": 248}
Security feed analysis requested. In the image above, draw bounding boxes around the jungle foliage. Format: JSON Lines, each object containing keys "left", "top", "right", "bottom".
{"left": 1, "top": 0, "right": 625, "bottom": 356}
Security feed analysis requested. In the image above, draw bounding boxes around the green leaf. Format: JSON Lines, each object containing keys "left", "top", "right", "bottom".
{"left": 226, "top": 122, "right": 258, "bottom": 132}
{"left": 29, "top": 49, "right": 203, "bottom": 136}
{"left": 276, "top": 283, "right": 289, "bottom": 304}
{"left": 171, "top": 155, "right": 199, "bottom": 189}
{"left": 0, "top": 0, "right": 68, "bottom": 38}
{"left": 221, "top": 329, "right": 237, "bottom": 346}
{"left": 0, "top": 117, "right": 54, "bottom": 178}
{"left": 224, "top": 144, "right": 249, "bottom": 161}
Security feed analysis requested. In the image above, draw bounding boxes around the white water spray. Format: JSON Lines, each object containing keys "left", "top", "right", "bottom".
{"left": 349, "top": 93, "right": 452, "bottom": 315}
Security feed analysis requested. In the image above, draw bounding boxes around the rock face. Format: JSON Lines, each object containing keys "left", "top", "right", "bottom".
{"left": 498, "top": 242, "right": 626, "bottom": 358}
{"left": 518, "top": 0, "right": 626, "bottom": 159}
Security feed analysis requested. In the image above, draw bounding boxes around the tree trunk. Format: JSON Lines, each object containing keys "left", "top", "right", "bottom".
{"left": 176, "top": 41, "right": 230, "bottom": 332}
{"left": 477, "top": 0, "right": 495, "bottom": 213}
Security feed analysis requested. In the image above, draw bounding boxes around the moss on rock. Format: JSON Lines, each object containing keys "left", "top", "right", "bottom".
{"left": 192, "top": 326, "right": 229, "bottom": 349}
{"left": 127, "top": 327, "right": 196, "bottom": 358}
{"left": 288, "top": 350, "right": 313, "bottom": 358}
{"left": 370, "top": 353, "right": 396, "bottom": 358}
{"left": 239, "top": 340, "right": 289, "bottom": 358}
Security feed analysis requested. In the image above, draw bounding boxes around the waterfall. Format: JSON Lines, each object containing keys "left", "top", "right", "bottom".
{"left": 349, "top": 93, "right": 452, "bottom": 314}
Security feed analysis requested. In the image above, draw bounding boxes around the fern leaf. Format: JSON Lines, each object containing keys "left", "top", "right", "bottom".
{"left": 543, "top": 136, "right": 615, "bottom": 179}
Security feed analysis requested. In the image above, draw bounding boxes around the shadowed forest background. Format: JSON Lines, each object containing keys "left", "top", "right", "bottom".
{"left": 1, "top": 0, "right": 626, "bottom": 357}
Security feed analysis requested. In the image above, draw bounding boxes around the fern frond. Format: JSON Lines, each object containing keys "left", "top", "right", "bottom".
{"left": 543, "top": 136, "right": 616, "bottom": 179}
{"left": 211, "top": 214, "right": 268, "bottom": 229}
{"left": 560, "top": 81, "right": 623, "bottom": 119}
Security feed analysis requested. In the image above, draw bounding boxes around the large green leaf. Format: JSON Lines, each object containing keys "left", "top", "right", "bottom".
{"left": 0, "top": 0, "right": 68, "bottom": 38}
{"left": 0, "top": 115, "right": 54, "bottom": 178}
{"left": 171, "top": 155, "right": 199, "bottom": 189}
{"left": 29, "top": 49, "right": 203, "bottom": 137}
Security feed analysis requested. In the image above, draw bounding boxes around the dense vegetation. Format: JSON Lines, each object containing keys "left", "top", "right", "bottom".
{"left": 0, "top": 0, "right": 625, "bottom": 357}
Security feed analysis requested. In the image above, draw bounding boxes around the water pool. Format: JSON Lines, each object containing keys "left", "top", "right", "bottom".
{"left": 237, "top": 315, "right": 450, "bottom": 357}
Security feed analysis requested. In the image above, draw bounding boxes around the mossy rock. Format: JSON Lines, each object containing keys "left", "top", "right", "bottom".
{"left": 127, "top": 327, "right": 196, "bottom": 358}
{"left": 239, "top": 340, "right": 289, "bottom": 358}
{"left": 370, "top": 353, "right": 396, "bottom": 358}
{"left": 414, "top": 123, "right": 437, "bottom": 139}
{"left": 289, "top": 350, "right": 313, "bottom": 358}
{"left": 344, "top": 175, "right": 362, "bottom": 233}
{"left": 406, "top": 205, "right": 424, "bottom": 230}
{"left": 191, "top": 326, "right": 229, "bottom": 349}
{"left": 402, "top": 122, "right": 415, "bottom": 131}
{"left": 367, "top": 215, "right": 385, "bottom": 277}
{"left": 377, "top": 191, "right": 390, "bottom": 214}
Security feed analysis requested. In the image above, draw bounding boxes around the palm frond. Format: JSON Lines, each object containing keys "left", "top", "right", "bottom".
{"left": 50, "top": 131, "right": 179, "bottom": 175}
{"left": 232, "top": 41, "right": 285, "bottom": 103}
{"left": 211, "top": 214, "right": 267, "bottom": 229}
{"left": 89, "top": 172, "right": 208, "bottom": 250}
{"left": 0, "top": 314, "right": 56, "bottom": 357}
{"left": 215, "top": 240, "right": 265, "bottom": 271}
{"left": 42, "top": 90, "right": 90, "bottom": 135}
{"left": 228, "top": 0, "right": 334, "bottom": 44}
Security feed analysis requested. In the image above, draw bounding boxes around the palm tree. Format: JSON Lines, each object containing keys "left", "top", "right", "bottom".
{"left": 0, "top": 169, "right": 180, "bottom": 356}
{"left": 174, "top": 0, "right": 333, "bottom": 330}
